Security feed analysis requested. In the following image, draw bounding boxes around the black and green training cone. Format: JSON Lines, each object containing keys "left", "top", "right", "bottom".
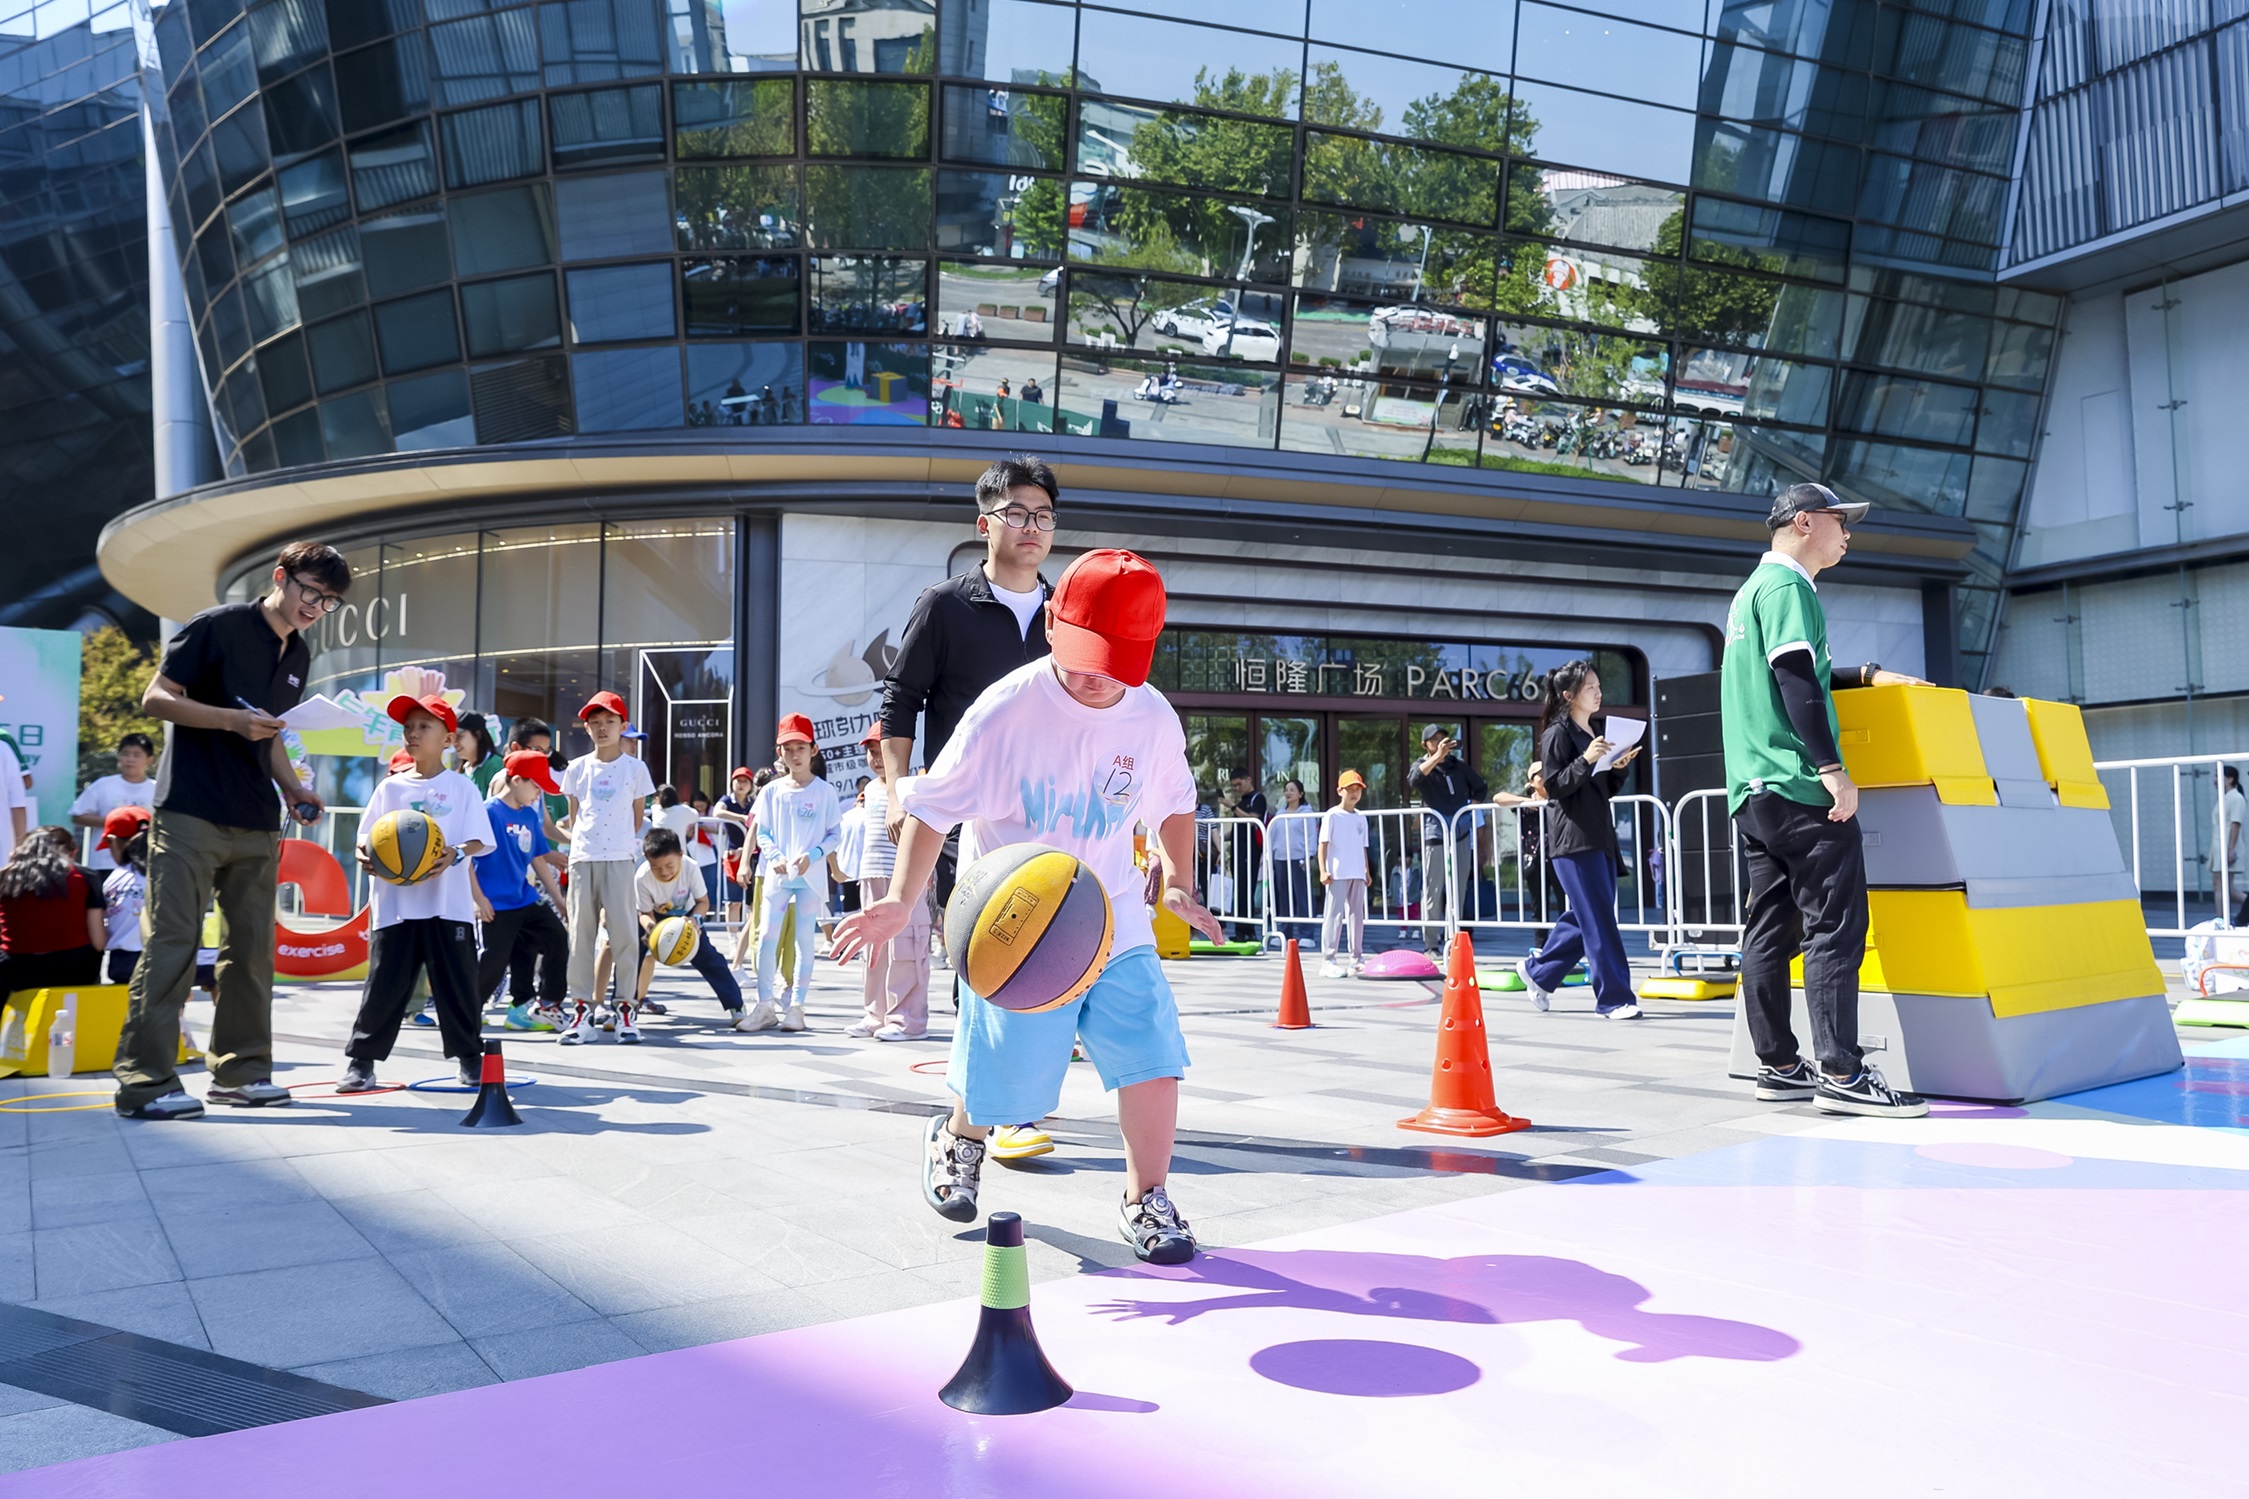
{"left": 939, "top": 1211, "right": 1073, "bottom": 1414}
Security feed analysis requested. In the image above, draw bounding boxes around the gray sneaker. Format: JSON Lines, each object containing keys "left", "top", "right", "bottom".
{"left": 336, "top": 1062, "right": 381, "bottom": 1094}
{"left": 456, "top": 1061, "right": 481, "bottom": 1087}
{"left": 1121, "top": 1185, "right": 1197, "bottom": 1265}
{"left": 117, "top": 1090, "right": 205, "bottom": 1121}
{"left": 923, "top": 1115, "right": 983, "bottom": 1223}
{"left": 207, "top": 1078, "right": 292, "bottom": 1107}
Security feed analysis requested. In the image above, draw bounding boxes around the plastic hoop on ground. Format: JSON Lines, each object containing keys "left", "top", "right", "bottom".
{"left": 909, "top": 1059, "right": 949, "bottom": 1075}
{"left": 406, "top": 1074, "right": 538, "bottom": 1093}
{"left": 287, "top": 1079, "right": 409, "bottom": 1098}
{"left": 0, "top": 1089, "right": 116, "bottom": 1113}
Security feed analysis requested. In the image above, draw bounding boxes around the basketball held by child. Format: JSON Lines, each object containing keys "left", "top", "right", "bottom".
{"left": 365, "top": 809, "right": 447, "bottom": 886}
{"left": 651, "top": 915, "right": 701, "bottom": 967}
{"left": 944, "top": 842, "right": 1113, "bottom": 1013}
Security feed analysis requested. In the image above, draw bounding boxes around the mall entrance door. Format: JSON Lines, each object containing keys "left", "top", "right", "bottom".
{"left": 1181, "top": 711, "right": 1538, "bottom": 814}
{"left": 639, "top": 648, "right": 734, "bottom": 803}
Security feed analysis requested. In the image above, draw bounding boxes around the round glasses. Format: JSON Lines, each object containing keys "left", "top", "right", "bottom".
{"left": 983, "top": 505, "right": 1058, "bottom": 533}
{"left": 289, "top": 576, "right": 346, "bottom": 614}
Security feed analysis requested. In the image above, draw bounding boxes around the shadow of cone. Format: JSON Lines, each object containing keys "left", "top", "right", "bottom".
{"left": 939, "top": 1211, "right": 1073, "bottom": 1415}
{"left": 1274, "top": 938, "right": 1313, "bottom": 1029}
{"left": 460, "top": 1039, "right": 522, "bottom": 1129}
{"left": 1398, "top": 931, "right": 1530, "bottom": 1137}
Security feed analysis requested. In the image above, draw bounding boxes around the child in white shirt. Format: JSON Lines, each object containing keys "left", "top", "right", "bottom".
{"left": 340, "top": 695, "right": 496, "bottom": 1091}
{"left": 558, "top": 690, "right": 656, "bottom": 1044}
{"left": 633, "top": 826, "right": 748, "bottom": 1028}
{"left": 1320, "top": 770, "right": 1371, "bottom": 976}
{"left": 747, "top": 713, "right": 841, "bottom": 1030}
{"left": 100, "top": 805, "right": 152, "bottom": 985}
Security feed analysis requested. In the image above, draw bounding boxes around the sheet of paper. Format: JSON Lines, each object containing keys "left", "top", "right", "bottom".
{"left": 1595, "top": 715, "right": 1646, "bottom": 772}
{"left": 278, "top": 695, "right": 365, "bottom": 733}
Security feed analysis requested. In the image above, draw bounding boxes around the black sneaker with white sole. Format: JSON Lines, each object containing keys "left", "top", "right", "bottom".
{"left": 116, "top": 1090, "right": 205, "bottom": 1120}
{"left": 1815, "top": 1065, "right": 1928, "bottom": 1118}
{"left": 1754, "top": 1060, "right": 1820, "bottom": 1101}
{"left": 336, "top": 1062, "right": 381, "bottom": 1094}
{"left": 1121, "top": 1185, "right": 1197, "bottom": 1265}
{"left": 923, "top": 1115, "right": 983, "bottom": 1222}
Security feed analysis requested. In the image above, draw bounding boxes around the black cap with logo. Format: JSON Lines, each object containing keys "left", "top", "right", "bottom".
{"left": 1765, "top": 482, "right": 1870, "bottom": 530}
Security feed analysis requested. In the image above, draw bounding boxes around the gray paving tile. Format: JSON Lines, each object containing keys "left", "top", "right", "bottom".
{"left": 429, "top": 1175, "right": 645, "bottom": 1239}
{"left": 612, "top": 1288, "right": 833, "bottom": 1352}
{"left": 295, "top": 1339, "right": 499, "bottom": 1401}
{"left": 28, "top": 1169, "right": 150, "bottom": 1230}
{"left": 0, "top": 1232, "right": 35, "bottom": 1304}
{"left": 187, "top": 1259, "right": 457, "bottom": 1369}
{"left": 470, "top": 1318, "right": 647, "bottom": 1380}
{"left": 387, "top": 1242, "right": 603, "bottom": 1339}
{"left": 0, "top": 1403, "right": 177, "bottom": 1473}
{"left": 329, "top": 1188, "right": 496, "bottom": 1255}
{"left": 33, "top": 1221, "right": 181, "bottom": 1299}
{"left": 0, "top": 1382, "right": 64, "bottom": 1418}
{"left": 508, "top": 1223, "right": 775, "bottom": 1315}
{"left": 24, "top": 1136, "right": 137, "bottom": 1180}
{"left": 30, "top": 1280, "right": 212, "bottom": 1350}
{"left": 137, "top": 1158, "right": 322, "bottom": 1217}
{"left": 670, "top": 1212, "right": 897, "bottom": 1287}
{"left": 163, "top": 1199, "right": 379, "bottom": 1279}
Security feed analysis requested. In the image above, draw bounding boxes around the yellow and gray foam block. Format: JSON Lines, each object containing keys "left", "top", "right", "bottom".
{"left": 1727, "top": 686, "right": 2183, "bottom": 1103}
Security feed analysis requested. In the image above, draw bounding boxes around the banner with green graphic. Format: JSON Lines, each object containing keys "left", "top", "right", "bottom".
{"left": 0, "top": 626, "right": 83, "bottom": 825}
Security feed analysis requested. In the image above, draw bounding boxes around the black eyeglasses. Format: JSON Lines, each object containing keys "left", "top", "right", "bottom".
{"left": 288, "top": 576, "right": 346, "bottom": 614}
{"left": 983, "top": 505, "right": 1058, "bottom": 533}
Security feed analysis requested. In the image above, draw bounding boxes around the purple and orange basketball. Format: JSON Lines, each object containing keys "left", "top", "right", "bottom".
{"left": 944, "top": 842, "right": 1114, "bottom": 1012}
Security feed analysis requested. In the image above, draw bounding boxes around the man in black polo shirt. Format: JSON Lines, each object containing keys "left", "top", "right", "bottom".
{"left": 1407, "top": 724, "right": 1490, "bottom": 955}
{"left": 113, "top": 541, "right": 349, "bottom": 1120}
{"left": 879, "top": 453, "right": 1055, "bottom": 1161}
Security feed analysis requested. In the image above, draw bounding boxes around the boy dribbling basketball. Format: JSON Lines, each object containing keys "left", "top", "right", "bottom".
{"left": 834, "top": 550, "right": 1223, "bottom": 1264}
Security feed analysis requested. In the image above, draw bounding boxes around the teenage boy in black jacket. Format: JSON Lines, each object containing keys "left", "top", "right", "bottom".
{"left": 878, "top": 453, "right": 1058, "bottom": 1162}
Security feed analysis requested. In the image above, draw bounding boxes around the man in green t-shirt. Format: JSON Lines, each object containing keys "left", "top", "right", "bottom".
{"left": 1721, "top": 483, "right": 1929, "bottom": 1119}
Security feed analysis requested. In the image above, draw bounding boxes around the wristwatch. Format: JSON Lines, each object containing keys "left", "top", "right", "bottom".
{"left": 1860, "top": 662, "right": 1881, "bottom": 687}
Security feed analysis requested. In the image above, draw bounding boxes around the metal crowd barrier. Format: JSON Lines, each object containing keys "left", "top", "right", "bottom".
{"left": 2092, "top": 752, "right": 2249, "bottom": 938}
{"left": 1193, "top": 815, "right": 1268, "bottom": 943}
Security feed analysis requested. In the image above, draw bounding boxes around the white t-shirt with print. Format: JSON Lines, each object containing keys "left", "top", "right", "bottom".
{"left": 360, "top": 768, "right": 497, "bottom": 928}
{"left": 70, "top": 775, "right": 156, "bottom": 871}
{"left": 634, "top": 857, "right": 709, "bottom": 919}
{"left": 103, "top": 865, "right": 147, "bottom": 952}
{"left": 897, "top": 659, "right": 1197, "bottom": 955}
{"left": 560, "top": 750, "right": 656, "bottom": 864}
{"left": 1321, "top": 806, "right": 1370, "bottom": 882}
{"left": 753, "top": 775, "right": 842, "bottom": 894}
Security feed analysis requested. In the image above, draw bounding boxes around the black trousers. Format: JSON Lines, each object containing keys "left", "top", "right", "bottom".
{"left": 349, "top": 918, "right": 481, "bottom": 1063}
{"left": 1, "top": 946, "right": 101, "bottom": 1003}
{"left": 480, "top": 900, "right": 567, "bottom": 1009}
{"left": 1737, "top": 791, "right": 1869, "bottom": 1076}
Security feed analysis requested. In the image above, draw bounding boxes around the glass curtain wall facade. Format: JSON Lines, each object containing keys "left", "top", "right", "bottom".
{"left": 0, "top": 1, "right": 155, "bottom": 629}
{"left": 2011, "top": 0, "right": 2249, "bottom": 266}
{"left": 150, "top": 0, "right": 2059, "bottom": 678}
{"left": 224, "top": 518, "right": 736, "bottom": 811}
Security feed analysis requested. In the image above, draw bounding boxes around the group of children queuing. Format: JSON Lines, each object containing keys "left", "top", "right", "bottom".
{"left": 332, "top": 688, "right": 937, "bottom": 1089}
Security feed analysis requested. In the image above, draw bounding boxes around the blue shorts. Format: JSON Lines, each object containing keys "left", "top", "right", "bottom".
{"left": 948, "top": 946, "right": 1188, "bottom": 1126}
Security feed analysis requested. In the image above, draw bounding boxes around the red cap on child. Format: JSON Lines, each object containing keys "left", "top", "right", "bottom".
{"left": 502, "top": 749, "right": 562, "bottom": 795}
{"left": 579, "top": 690, "right": 629, "bottom": 722}
{"left": 386, "top": 693, "right": 458, "bottom": 735}
{"left": 103, "top": 804, "right": 152, "bottom": 842}
{"left": 859, "top": 724, "right": 883, "bottom": 747}
{"left": 776, "top": 713, "right": 815, "bottom": 746}
{"left": 387, "top": 748, "right": 415, "bottom": 773}
{"left": 1047, "top": 549, "right": 1166, "bottom": 688}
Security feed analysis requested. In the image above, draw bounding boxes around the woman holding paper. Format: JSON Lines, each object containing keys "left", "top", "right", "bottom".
{"left": 1515, "top": 659, "right": 1644, "bottom": 1019}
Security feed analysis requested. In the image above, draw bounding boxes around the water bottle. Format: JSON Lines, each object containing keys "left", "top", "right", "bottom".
{"left": 45, "top": 992, "right": 77, "bottom": 1078}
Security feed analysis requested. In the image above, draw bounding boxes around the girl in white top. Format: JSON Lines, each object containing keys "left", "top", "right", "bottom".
{"left": 1319, "top": 771, "right": 1372, "bottom": 975}
{"left": 747, "top": 715, "right": 842, "bottom": 1028}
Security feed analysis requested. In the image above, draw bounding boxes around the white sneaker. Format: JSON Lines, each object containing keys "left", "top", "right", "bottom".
{"left": 844, "top": 1018, "right": 882, "bottom": 1038}
{"left": 875, "top": 1026, "right": 928, "bottom": 1042}
{"left": 558, "top": 1003, "right": 596, "bottom": 1046}
{"left": 1600, "top": 1002, "right": 1643, "bottom": 1020}
{"left": 1516, "top": 955, "right": 1554, "bottom": 1012}
{"left": 780, "top": 1004, "right": 807, "bottom": 1032}
{"left": 615, "top": 1004, "right": 643, "bottom": 1044}
{"left": 1319, "top": 961, "right": 1344, "bottom": 979}
{"left": 739, "top": 999, "right": 780, "bottom": 1031}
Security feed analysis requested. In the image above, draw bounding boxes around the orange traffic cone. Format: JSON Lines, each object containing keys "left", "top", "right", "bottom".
{"left": 1398, "top": 931, "right": 1530, "bottom": 1137}
{"left": 1274, "top": 939, "right": 1313, "bottom": 1029}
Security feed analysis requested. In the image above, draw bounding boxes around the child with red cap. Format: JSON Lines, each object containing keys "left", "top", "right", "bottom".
{"left": 338, "top": 694, "right": 495, "bottom": 1092}
{"left": 558, "top": 690, "right": 656, "bottom": 1044}
{"left": 475, "top": 750, "right": 571, "bottom": 1032}
{"left": 99, "top": 805, "right": 154, "bottom": 986}
{"left": 834, "top": 548, "right": 1225, "bottom": 1264}
{"left": 743, "top": 713, "right": 841, "bottom": 1031}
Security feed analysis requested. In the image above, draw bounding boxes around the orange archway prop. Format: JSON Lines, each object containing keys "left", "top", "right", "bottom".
{"left": 276, "top": 838, "right": 370, "bottom": 977}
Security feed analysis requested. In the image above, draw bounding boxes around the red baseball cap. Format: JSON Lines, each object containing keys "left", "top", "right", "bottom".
{"left": 859, "top": 724, "right": 884, "bottom": 747}
{"left": 503, "top": 748, "right": 562, "bottom": 795}
{"left": 387, "top": 693, "right": 458, "bottom": 735}
{"left": 103, "top": 804, "right": 152, "bottom": 841}
{"left": 1048, "top": 549, "right": 1166, "bottom": 688}
{"left": 776, "top": 713, "right": 815, "bottom": 746}
{"left": 387, "top": 748, "right": 415, "bottom": 773}
{"left": 730, "top": 765, "right": 755, "bottom": 780}
{"left": 579, "top": 690, "right": 629, "bottom": 722}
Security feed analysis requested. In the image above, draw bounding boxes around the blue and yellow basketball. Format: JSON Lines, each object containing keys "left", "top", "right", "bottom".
{"left": 651, "top": 915, "right": 700, "bottom": 966}
{"left": 365, "top": 809, "right": 447, "bottom": 886}
{"left": 944, "top": 842, "right": 1113, "bottom": 1013}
